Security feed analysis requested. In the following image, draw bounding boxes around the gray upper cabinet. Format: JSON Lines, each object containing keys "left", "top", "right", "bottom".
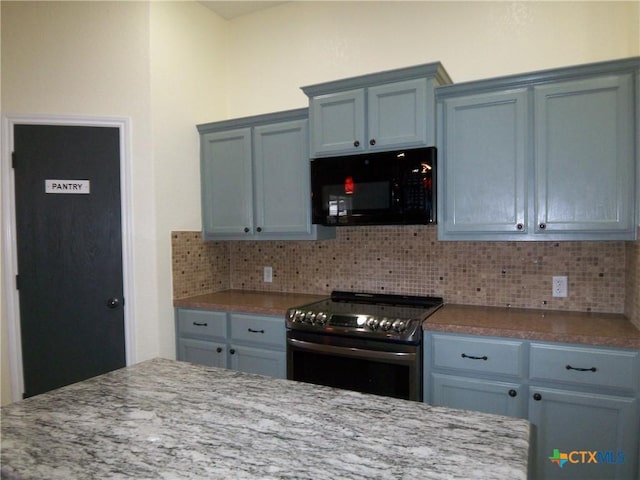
{"left": 438, "top": 88, "right": 529, "bottom": 236}
{"left": 200, "top": 128, "right": 253, "bottom": 237}
{"left": 302, "top": 63, "right": 452, "bottom": 158}
{"left": 198, "top": 109, "right": 334, "bottom": 241}
{"left": 437, "top": 57, "right": 639, "bottom": 241}
{"left": 308, "top": 89, "right": 365, "bottom": 156}
{"left": 533, "top": 74, "right": 635, "bottom": 236}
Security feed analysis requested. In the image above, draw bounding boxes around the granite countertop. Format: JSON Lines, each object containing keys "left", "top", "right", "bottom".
{"left": 425, "top": 304, "right": 640, "bottom": 349}
{"left": 1, "top": 358, "right": 531, "bottom": 480}
{"left": 173, "top": 290, "right": 327, "bottom": 316}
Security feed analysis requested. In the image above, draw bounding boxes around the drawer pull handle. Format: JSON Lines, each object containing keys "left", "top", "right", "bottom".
{"left": 566, "top": 365, "right": 597, "bottom": 372}
{"left": 216, "top": 347, "right": 222, "bottom": 353}
{"left": 508, "top": 389, "right": 517, "bottom": 397}
{"left": 461, "top": 353, "right": 488, "bottom": 361}
{"left": 248, "top": 328, "right": 265, "bottom": 334}
{"left": 193, "top": 322, "right": 208, "bottom": 327}
{"left": 230, "top": 349, "right": 236, "bottom": 355}
{"left": 533, "top": 393, "right": 542, "bottom": 401}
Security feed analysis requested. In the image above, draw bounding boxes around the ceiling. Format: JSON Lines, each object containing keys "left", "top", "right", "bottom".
{"left": 198, "top": 1, "right": 288, "bottom": 20}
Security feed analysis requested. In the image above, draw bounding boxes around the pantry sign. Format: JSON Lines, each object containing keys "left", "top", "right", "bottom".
{"left": 45, "top": 179, "right": 90, "bottom": 194}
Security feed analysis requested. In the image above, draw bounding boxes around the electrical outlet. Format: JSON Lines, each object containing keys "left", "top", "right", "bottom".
{"left": 552, "top": 276, "right": 568, "bottom": 298}
{"left": 263, "top": 266, "right": 273, "bottom": 283}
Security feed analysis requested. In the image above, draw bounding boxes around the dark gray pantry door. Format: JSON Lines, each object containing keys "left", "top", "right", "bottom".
{"left": 13, "top": 124, "right": 126, "bottom": 398}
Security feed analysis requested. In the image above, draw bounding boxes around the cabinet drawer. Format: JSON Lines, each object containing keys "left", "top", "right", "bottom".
{"left": 230, "top": 313, "right": 285, "bottom": 348}
{"left": 177, "top": 309, "right": 227, "bottom": 340}
{"left": 430, "top": 334, "right": 524, "bottom": 377}
{"left": 530, "top": 343, "right": 639, "bottom": 391}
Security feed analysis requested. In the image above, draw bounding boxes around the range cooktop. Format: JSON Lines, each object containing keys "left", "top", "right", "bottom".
{"left": 286, "top": 291, "right": 443, "bottom": 343}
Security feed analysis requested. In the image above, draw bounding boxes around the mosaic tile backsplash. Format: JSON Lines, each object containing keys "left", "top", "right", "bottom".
{"left": 172, "top": 227, "right": 638, "bottom": 320}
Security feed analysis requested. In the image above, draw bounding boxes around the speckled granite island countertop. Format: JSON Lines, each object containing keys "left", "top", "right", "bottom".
{"left": 1, "top": 358, "right": 531, "bottom": 480}
{"left": 174, "top": 290, "right": 327, "bottom": 316}
{"left": 424, "top": 304, "right": 640, "bottom": 349}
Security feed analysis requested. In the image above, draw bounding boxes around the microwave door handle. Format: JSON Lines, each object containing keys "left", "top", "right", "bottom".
{"left": 287, "top": 337, "right": 416, "bottom": 363}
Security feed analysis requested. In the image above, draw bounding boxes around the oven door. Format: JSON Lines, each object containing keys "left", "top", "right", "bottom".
{"left": 287, "top": 330, "right": 422, "bottom": 401}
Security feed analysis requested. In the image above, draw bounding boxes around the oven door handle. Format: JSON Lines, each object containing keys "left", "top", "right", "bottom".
{"left": 287, "top": 337, "right": 416, "bottom": 363}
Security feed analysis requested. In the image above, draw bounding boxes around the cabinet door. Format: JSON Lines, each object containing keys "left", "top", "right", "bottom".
{"left": 253, "top": 120, "right": 312, "bottom": 235}
{"left": 201, "top": 128, "right": 253, "bottom": 237}
{"left": 368, "top": 78, "right": 427, "bottom": 150}
{"left": 229, "top": 344, "right": 286, "bottom": 379}
{"left": 309, "top": 89, "right": 365, "bottom": 156}
{"left": 529, "top": 386, "right": 638, "bottom": 480}
{"left": 431, "top": 373, "right": 526, "bottom": 418}
{"left": 534, "top": 74, "right": 635, "bottom": 236}
{"left": 178, "top": 338, "right": 227, "bottom": 369}
{"left": 438, "top": 89, "right": 529, "bottom": 238}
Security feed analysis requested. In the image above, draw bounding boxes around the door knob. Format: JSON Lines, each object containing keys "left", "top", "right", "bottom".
{"left": 106, "top": 297, "right": 121, "bottom": 309}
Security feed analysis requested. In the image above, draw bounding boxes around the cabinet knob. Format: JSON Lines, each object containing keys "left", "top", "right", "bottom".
{"left": 256, "top": 227, "right": 262, "bottom": 233}
{"left": 353, "top": 140, "right": 360, "bottom": 148}
{"left": 539, "top": 223, "right": 546, "bottom": 230}
{"left": 533, "top": 393, "right": 542, "bottom": 401}
{"left": 508, "top": 389, "right": 517, "bottom": 397}
{"left": 216, "top": 347, "right": 222, "bottom": 353}
{"left": 244, "top": 227, "right": 250, "bottom": 233}
{"left": 230, "top": 348, "right": 236, "bottom": 355}
{"left": 516, "top": 223, "right": 524, "bottom": 230}
{"left": 369, "top": 139, "right": 376, "bottom": 146}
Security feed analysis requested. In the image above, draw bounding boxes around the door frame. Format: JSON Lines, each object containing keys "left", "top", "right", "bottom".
{"left": 1, "top": 114, "right": 136, "bottom": 402}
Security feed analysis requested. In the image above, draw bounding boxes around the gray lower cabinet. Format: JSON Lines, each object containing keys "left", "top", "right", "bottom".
{"left": 425, "top": 333, "right": 527, "bottom": 418}
{"left": 431, "top": 374, "right": 525, "bottom": 418}
{"left": 178, "top": 338, "right": 226, "bottom": 369}
{"left": 197, "top": 109, "right": 334, "bottom": 241}
{"left": 302, "top": 63, "right": 451, "bottom": 158}
{"left": 176, "top": 308, "right": 286, "bottom": 379}
{"left": 424, "top": 332, "right": 640, "bottom": 480}
{"left": 529, "top": 342, "right": 639, "bottom": 480}
{"left": 437, "top": 57, "right": 638, "bottom": 241}
{"left": 228, "top": 313, "right": 286, "bottom": 378}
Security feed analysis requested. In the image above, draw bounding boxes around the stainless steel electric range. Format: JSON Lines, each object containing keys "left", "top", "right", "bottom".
{"left": 286, "top": 291, "right": 443, "bottom": 401}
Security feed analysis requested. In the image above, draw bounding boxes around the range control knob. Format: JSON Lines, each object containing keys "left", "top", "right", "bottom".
{"left": 379, "top": 318, "right": 392, "bottom": 331}
{"left": 367, "top": 317, "right": 380, "bottom": 330}
{"left": 316, "top": 312, "right": 328, "bottom": 325}
{"left": 392, "top": 319, "right": 406, "bottom": 332}
{"left": 306, "top": 312, "right": 316, "bottom": 324}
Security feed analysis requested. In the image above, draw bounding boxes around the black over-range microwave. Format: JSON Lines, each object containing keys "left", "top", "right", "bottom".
{"left": 310, "top": 147, "right": 436, "bottom": 226}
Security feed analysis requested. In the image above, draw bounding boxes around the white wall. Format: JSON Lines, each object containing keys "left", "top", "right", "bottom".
{"left": 0, "top": 0, "right": 227, "bottom": 403}
{"left": 1, "top": 0, "right": 638, "bottom": 404}
{"left": 149, "top": 1, "right": 228, "bottom": 360}
{"left": 224, "top": 1, "right": 640, "bottom": 117}
{"left": 0, "top": 1, "right": 155, "bottom": 403}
